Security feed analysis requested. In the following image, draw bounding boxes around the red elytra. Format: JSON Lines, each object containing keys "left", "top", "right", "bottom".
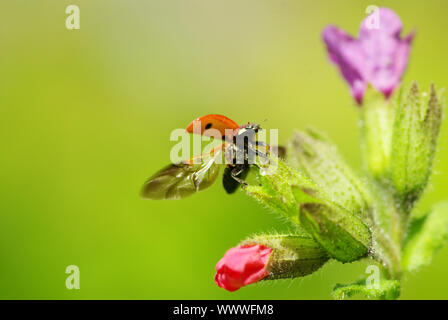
{"left": 185, "top": 114, "right": 240, "bottom": 139}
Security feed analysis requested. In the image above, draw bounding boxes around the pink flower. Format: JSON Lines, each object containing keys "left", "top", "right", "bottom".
{"left": 214, "top": 244, "right": 272, "bottom": 292}
{"left": 322, "top": 8, "right": 415, "bottom": 105}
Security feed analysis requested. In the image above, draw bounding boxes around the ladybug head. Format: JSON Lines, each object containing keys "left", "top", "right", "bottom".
{"left": 241, "top": 123, "right": 261, "bottom": 133}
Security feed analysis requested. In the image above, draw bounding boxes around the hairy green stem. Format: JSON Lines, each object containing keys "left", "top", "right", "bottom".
{"left": 371, "top": 224, "right": 402, "bottom": 279}
{"left": 368, "top": 181, "right": 404, "bottom": 279}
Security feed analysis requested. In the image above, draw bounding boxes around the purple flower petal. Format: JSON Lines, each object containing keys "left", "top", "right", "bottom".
{"left": 322, "top": 26, "right": 368, "bottom": 104}
{"left": 322, "top": 7, "right": 414, "bottom": 105}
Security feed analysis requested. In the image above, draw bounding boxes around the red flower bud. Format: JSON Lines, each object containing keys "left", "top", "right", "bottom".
{"left": 214, "top": 244, "right": 272, "bottom": 292}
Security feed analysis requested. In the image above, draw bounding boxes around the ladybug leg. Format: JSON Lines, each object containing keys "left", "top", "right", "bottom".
{"left": 248, "top": 144, "right": 269, "bottom": 159}
{"left": 255, "top": 140, "right": 268, "bottom": 147}
{"left": 230, "top": 165, "right": 248, "bottom": 186}
{"left": 254, "top": 140, "right": 270, "bottom": 153}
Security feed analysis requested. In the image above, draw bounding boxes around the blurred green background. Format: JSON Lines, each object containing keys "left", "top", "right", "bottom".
{"left": 0, "top": 0, "right": 447, "bottom": 299}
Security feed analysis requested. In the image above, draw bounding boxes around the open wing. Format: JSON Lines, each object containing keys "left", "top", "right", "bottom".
{"left": 141, "top": 148, "right": 223, "bottom": 200}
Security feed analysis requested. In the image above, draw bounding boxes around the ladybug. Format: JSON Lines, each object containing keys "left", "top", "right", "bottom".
{"left": 141, "top": 114, "right": 279, "bottom": 200}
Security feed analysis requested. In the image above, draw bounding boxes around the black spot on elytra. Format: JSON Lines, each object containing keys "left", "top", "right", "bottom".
{"left": 205, "top": 123, "right": 212, "bottom": 129}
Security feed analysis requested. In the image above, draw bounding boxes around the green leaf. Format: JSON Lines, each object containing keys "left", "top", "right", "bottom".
{"left": 402, "top": 201, "right": 448, "bottom": 272}
{"left": 333, "top": 279, "right": 401, "bottom": 300}
{"left": 287, "top": 128, "right": 373, "bottom": 218}
{"left": 389, "top": 82, "right": 443, "bottom": 208}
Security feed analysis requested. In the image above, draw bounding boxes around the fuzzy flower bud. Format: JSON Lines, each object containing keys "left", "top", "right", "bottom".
{"left": 390, "top": 82, "right": 443, "bottom": 208}
{"left": 298, "top": 201, "right": 372, "bottom": 263}
{"left": 245, "top": 159, "right": 321, "bottom": 226}
{"left": 288, "top": 128, "right": 372, "bottom": 217}
{"left": 215, "top": 235, "right": 329, "bottom": 292}
{"left": 215, "top": 244, "right": 272, "bottom": 292}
